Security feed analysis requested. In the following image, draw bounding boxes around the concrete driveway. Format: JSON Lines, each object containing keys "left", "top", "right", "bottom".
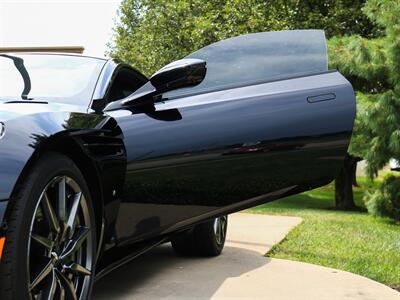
{"left": 93, "top": 213, "right": 399, "bottom": 300}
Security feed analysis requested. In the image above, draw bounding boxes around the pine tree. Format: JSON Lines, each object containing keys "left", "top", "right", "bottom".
{"left": 329, "top": 0, "right": 400, "bottom": 209}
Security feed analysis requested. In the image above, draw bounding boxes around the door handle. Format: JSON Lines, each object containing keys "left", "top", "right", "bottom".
{"left": 307, "top": 93, "right": 336, "bottom": 103}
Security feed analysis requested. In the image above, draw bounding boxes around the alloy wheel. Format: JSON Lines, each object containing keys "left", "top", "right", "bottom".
{"left": 213, "top": 216, "right": 227, "bottom": 245}
{"left": 27, "top": 176, "right": 93, "bottom": 300}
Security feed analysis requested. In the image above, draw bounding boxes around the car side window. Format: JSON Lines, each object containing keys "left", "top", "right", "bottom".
{"left": 106, "top": 67, "right": 148, "bottom": 103}
{"left": 164, "top": 30, "right": 327, "bottom": 99}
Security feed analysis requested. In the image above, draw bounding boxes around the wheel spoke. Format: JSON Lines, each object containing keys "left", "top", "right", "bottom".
{"left": 58, "top": 177, "right": 68, "bottom": 244}
{"left": 58, "top": 177, "right": 67, "bottom": 222}
{"left": 55, "top": 269, "right": 78, "bottom": 300}
{"left": 57, "top": 278, "right": 66, "bottom": 300}
{"left": 66, "top": 192, "right": 82, "bottom": 239}
{"left": 41, "top": 192, "right": 60, "bottom": 234}
{"left": 31, "top": 233, "right": 54, "bottom": 250}
{"left": 60, "top": 226, "right": 90, "bottom": 262}
{"left": 64, "top": 262, "right": 91, "bottom": 276}
{"left": 40, "top": 269, "right": 57, "bottom": 300}
{"left": 30, "top": 257, "right": 53, "bottom": 290}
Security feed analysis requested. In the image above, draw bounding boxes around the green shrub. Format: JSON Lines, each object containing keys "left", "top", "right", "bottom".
{"left": 365, "top": 175, "right": 400, "bottom": 222}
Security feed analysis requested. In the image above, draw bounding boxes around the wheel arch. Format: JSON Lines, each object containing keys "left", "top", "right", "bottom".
{"left": 10, "top": 135, "right": 105, "bottom": 252}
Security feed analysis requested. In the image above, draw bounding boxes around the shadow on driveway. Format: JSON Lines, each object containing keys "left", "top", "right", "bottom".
{"left": 93, "top": 243, "right": 270, "bottom": 299}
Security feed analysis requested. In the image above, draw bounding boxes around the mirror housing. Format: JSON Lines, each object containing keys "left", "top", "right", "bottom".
{"left": 150, "top": 58, "right": 207, "bottom": 92}
{"left": 104, "top": 58, "right": 206, "bottom": 111}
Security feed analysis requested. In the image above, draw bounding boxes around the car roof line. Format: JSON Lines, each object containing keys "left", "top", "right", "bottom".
{"left": 0, "top": 52, "right": 108, "bottom": 61}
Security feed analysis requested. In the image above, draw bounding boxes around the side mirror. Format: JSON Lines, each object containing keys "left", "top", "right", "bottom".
{"left": 150, "top": 58, "right": 206, "bottom": 92}
{"left": 104, "top": 58, "right": 206, "bottom": 111}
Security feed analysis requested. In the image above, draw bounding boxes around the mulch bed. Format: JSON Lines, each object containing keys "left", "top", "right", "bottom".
{"left": 391, "top": 286, "right": 400, "bottom": 292}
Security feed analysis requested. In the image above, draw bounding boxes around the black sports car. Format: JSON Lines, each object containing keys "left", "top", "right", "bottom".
{"left": 0, "top": 30, "right": 355, "bottom": 299}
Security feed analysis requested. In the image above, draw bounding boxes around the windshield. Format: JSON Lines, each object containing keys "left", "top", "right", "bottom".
{"left": 0, "top": 54, "right": 106, "bottom": 105}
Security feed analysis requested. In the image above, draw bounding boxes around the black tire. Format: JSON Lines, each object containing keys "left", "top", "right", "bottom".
{"left": 171, "top": 215, "right": 228, "bottom": 257}
{"left": 0, "top": 152, "right": 96, "bottom": 300}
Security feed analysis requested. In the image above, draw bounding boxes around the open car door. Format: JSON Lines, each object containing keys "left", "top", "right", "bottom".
{"left": 110, "top": 30, "right": 356, "bottom": 243}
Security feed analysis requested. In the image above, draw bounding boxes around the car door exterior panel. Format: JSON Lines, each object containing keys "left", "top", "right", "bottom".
{"left": 111, "top": 70, "right": 355, "bottom": 245}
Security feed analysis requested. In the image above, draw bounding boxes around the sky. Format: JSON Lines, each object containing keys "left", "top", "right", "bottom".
{"left": 0, "top": 0, "right": 122, "bottom": 58}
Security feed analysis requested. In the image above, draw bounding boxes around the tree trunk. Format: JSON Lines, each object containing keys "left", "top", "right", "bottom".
{"left": 352, "top": 163, "right": 359, "bottom": 187}
{"left": 335, "top": 153, "right": 360, "bottom": 210}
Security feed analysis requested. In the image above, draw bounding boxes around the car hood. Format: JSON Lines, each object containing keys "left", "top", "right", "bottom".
{"left": 0, "top": 101, "right": 90, "bottom": 122}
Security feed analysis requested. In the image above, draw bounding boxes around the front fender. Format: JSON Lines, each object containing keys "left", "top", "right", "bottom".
{"left": 0, "top": 110, "right": 126, "bottom": 230}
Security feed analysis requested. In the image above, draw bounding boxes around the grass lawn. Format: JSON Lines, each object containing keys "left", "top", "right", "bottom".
{"left": 246, "top": 178, "right": 400, "bottom": 290}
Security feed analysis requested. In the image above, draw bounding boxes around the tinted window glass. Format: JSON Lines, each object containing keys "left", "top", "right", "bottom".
{"left": 0, "top": 54, "right": 106, "bottom": 105}
{"left": 165, "top": 30, "right": 327, "bottom": 98}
